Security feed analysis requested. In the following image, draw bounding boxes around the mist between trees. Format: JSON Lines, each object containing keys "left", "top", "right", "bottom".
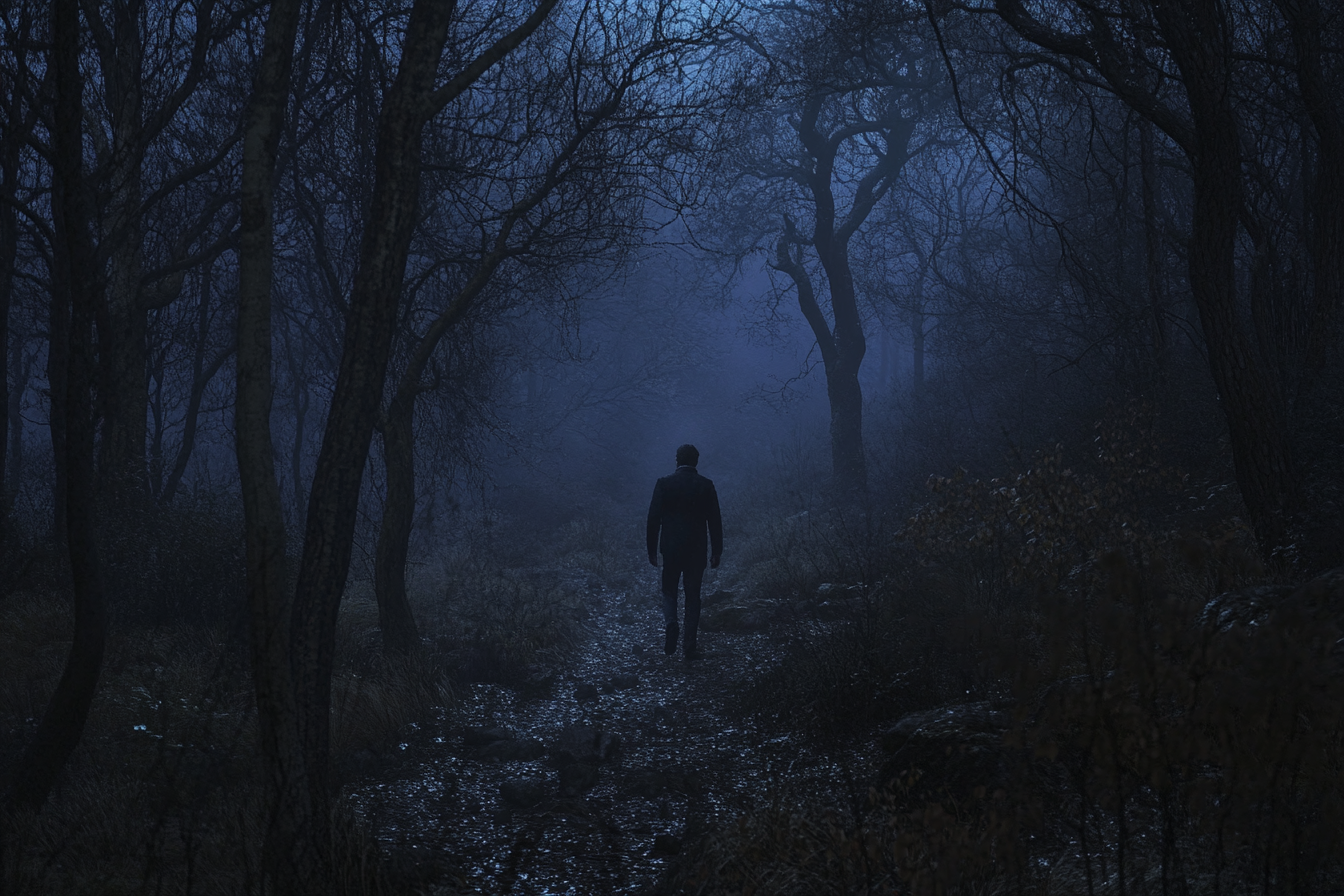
{"left": 0, "top": 0, "right": 1341, "bottom": 893}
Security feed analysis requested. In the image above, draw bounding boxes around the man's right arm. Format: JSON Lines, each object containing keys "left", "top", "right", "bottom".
{"left": 646, "top": 480, "right": 663, "bottom": 566}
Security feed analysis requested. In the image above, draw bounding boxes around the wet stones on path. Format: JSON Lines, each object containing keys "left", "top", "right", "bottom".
{"left": 346, "top": 568, "right": 880, "bottom": 894}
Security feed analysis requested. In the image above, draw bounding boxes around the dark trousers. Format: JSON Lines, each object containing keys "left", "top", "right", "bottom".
{"left": 661, "top": 558, "right": 704, "bottom": 655}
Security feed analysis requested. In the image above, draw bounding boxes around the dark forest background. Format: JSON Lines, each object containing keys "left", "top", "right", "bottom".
{"left": 1, "top": 0, "right": 1342, "bottom": 892}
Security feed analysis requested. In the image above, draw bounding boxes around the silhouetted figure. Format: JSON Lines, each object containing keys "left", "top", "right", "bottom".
{"left": 647, "top": 444, "right": 723, "bottom": 661}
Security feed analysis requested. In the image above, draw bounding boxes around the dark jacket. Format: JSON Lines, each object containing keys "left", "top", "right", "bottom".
{"left": 647, "top": 465, "right": 723, "bottom": 567}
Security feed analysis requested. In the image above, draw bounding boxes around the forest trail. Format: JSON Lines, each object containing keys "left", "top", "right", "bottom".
{"left": 348, "top": 569, "right": 871, "bottom": 895}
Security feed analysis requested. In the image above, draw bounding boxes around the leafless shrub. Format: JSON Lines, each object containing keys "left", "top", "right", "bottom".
{"left": 679, "top": 405, "right": 1343, "bottom": 895}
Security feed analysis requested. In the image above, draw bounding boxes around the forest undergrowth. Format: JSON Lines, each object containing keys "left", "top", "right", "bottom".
{"left": 0, "top": 497, "right": 599, "bottom": 895}
{"left": 663, "top": 407, "right": 1344, "bottom": 895}
{"left": 2, "top": 406, "right": 1341, "bottom": 895}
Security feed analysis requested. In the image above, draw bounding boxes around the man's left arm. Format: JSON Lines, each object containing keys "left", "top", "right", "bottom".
{"left": 707, "top": 481, "right": 723, "bottom": 568}
{"left": 646, "top": 480, "right": 664, "bottom": 566}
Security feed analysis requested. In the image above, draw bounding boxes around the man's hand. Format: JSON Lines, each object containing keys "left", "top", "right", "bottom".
{"left": 649, "top": 554, "right": 658, "bottom": 567}
{"left": 710, "top": 554, "right": 721, "bottom": 569}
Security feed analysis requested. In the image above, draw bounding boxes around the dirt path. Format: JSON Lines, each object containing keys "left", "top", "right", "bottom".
{"left": 348, "top": 570, "right": 872, "bottom": 895}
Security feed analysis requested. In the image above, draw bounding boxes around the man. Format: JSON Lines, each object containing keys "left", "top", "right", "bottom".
{"left": 647, "top": 444, "right": 723, "bottom": 661}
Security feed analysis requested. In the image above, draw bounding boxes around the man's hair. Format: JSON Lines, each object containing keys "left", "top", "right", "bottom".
{"left": 676, "top": 444, "right": 699, "bottom": 467}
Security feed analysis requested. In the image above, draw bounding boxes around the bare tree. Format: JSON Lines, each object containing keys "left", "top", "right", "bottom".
{"left": 0, "top": 0, "right": 53, "bottom": 546}
{"left": 289, "top": 0, "right": 560, "bottom": 828}
{"left": 234, "top": 0, "right": 311, "bottom": 883}
{"left": 3, "top": 0, "right": 106, "bottom": 813}
{"left": 987, "top": 0, "right": 1343, "bottom": 551}
{"left": 73, "top": 0, "right": 246, "bottom": 505}
{"left": 0, "top": 4, "right": 36, "bottom": 547}
{"left": 372, "top": 0, "right": 732, "bottom": 654}
{"left": 237, "top": 0, "right": 561, "bottom": 884}
{"left": 716, "top": 0, "right": 949, "bottom": 493}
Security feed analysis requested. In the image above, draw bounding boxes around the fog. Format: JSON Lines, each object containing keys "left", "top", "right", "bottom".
{"left": 2, "top": 0, "right": 1343, "bottom": 892}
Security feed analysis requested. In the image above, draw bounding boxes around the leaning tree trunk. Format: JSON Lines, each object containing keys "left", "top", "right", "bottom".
{"left": 813, "top": 244, "right": 867, "bottom": 492}
{"left": 772, "top": 223, "right": 868, "bottom": 495}
{"left": 3, "top": 0, "right": 106, "bottom": 813}
{"left": 290, "top": 0, "right": 559, "bottom": 814}
{"left": 372, "top": 49, "right": 605, "bottom": 655}
{"left": 289, "top": 0, "right": 460, "bottom": 821}
{"left": 234, "top": 0, "right": 316, "bottom": 887}
{"left": 1185, "top": 157, "right": 1298, "bottom": 549}
{"left": 373, "top": 392, "right": 420, "bottom": 655}
{"left": 1151, "top": 0, "right": 1301, "bottom": 551}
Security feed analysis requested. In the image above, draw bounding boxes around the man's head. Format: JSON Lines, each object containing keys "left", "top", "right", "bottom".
{"left": 676, "top": 444, "right": 699, "bottom": 468}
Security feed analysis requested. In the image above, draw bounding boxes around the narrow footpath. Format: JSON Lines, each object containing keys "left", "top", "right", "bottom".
{"left": 348, "top": 568, "right": 874, "bottom": 895}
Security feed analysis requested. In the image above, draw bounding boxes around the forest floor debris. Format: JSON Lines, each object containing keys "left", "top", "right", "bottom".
{"left": 347, "top": 567, "right": 881, "bottom": 895}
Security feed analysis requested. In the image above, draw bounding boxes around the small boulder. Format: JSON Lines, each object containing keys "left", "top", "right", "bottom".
{"left": 651, "top": 833, "right": 681, "bottom": 856}
{"left": 499, "top": 777, "right": 547, "bottom": 809}
{"left": 878, "top": 702, "right": 1015, "bottom": 802}
{"left": 462, "top": 726, "right": 513, "bottom": 747}
{"left": 558, "top": 762, "right": 600, "bottom": 796}
{"left": 1199, "top": 584, "right": 1293, "bottom": 631}
{"left": 700, "top": 602, "right": 771, "bottom": 633}
{"left": 478, "top": 737, "right": 546, "bottom": 762}
{"left": 574, "top": 683, "right": 600, "bottom": 703}
{"left": 880, "top": 702, "right": 1010, "bottom": 754}
{"left": 627, "top": 768, "right": 698, "bottom": 798}
{"left": 552, "top": 724, "right": 622, "bottom": 766}
{"left": 610, "top": 672, "right": 640, "bottom": 690}
{"left": 703, "top": 589, "right": 735, "bottom": 608}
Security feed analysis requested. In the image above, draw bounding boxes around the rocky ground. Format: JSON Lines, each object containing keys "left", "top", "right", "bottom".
{"left": 346, "top": 568, "right": 882, "bottom": 895}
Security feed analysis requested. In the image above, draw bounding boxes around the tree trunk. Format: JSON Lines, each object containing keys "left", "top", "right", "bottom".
{"left": 374, "top": 393, "right": 420, "bottom": 655}
{"left": 3, "top": 0, "right": 106, "bottom": 813}
{"left": 824, "top": 360, "right": 865, "bottom": 490}
{"left": 0, "top": 125, "right": 15, "bottom": 546}
{"left": 1274, "top": 0, "right": 1344, "bottom": 392}
{"left": 780, "top": 91, "right": 915, "bottom": 495}
{"left": 1139, "top": 120, "right": 1167, "bottom": 377}
{"left": 995, "top": 0, "right": 1310, "bottom": 554}
{"left": 234, "top": 0, "right": 316, "bottom": 887}
{"left": 1150, "top": 0, "right": 1300, "bottom": 549}
{"left": 98, "top": 0, "right": 149, "bottom": 501}
{"left": 811, "top": 241, "right": 867, "bottom": 491}
{"left": 6, "top": 351, "right": 29, "bottom": 499}
{"left": 149, "top": 348, "right": 166, "bottom": 496}
{"left": 772, "top": 226, "right": 866, "bottom": 492}
{"left": 911, "top": 307, "right": 925, "bottom": 397}
{"left": 283, "top": 323, "right": 310, "bottom": 526}
{"left": 289, "top": 0, "right": 459, "bottom": 819}
{"left": 369, "top": 44, "right": 605, "bottom": 653}
{"left": 46, "top": 248, "right": 70, "bottom": 543}
{"left": 161, "top": 266, "right": 232, "bottom": 505}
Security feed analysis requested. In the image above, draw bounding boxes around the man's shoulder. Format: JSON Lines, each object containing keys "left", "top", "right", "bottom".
{"left": 660, "top": 467, "right": 716, "bottom": 486}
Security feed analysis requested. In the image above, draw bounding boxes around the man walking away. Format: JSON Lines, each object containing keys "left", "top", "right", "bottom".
{"left": 647, "top": 444, "right": 723, "bottom": 662}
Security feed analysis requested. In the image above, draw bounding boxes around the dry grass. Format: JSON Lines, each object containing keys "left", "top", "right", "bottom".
{"left": 0, "top": 564, "right": 436, "bottom": 894}
{"left": 669, "top": 422, "right": 1344, "bottom": 896}
{"left": 0, "top": 499, "right": 609, "bottom": 894}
